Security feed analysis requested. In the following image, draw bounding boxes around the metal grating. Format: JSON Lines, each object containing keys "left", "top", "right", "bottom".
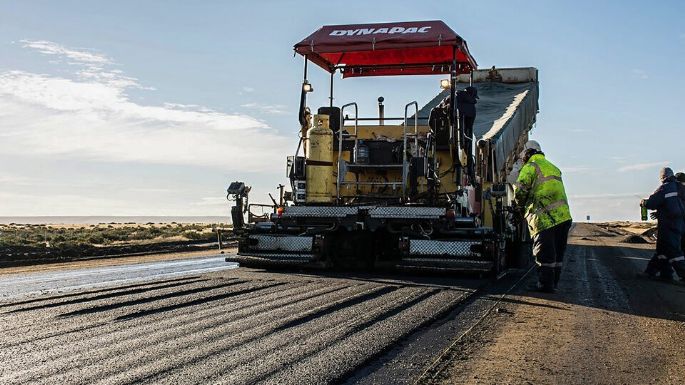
{"left": 277, "top": 205, "right": 446, "bottom": 220}
{"left": 249, "top": 235, "right": 313, "bottom": 252}
{"left": 234, "top": 252, "right": 314, "bottom": 260}
{"left": 368, "top": 206, "right": 445, "bottom": 219}
{"left": 409, "top": 239, "right": 481, "bottom": 257}
{"left": 397, "top": 258, "right": 493, "bottom": 271}
{"left": 279, "top": 206, "right": 360, "bottom": 218}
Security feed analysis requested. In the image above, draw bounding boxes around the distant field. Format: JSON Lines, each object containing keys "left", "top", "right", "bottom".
{"left": 0, "top": 222, "right": 232, "bottom": 265}
{"left": 0, "top": 216, "right": 229, "bottom": 225}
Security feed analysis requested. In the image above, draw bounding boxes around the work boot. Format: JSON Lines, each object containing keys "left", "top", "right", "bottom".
{"left": 636, "top": 271, "right": 658, "bottom": 280}
{"left": 658, "top": 273, "right": 674, "bottom": 282}
{"left": 671, "top": 260, "right": 685, "bottom": 281}
{"left": 643, "top": 268, "right": 658, "bottom": 278}
{"left": 644, "top": 259, "right": 660, "bottom": 277}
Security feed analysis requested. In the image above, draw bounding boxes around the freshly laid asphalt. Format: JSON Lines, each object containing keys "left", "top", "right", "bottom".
{"left": 0, "top": 253, "right": 490, "bottom": 384}
{"left": 0, "top": 255, "right": 237, "bottom": 298}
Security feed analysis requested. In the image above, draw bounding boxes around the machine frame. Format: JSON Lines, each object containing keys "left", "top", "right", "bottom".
{"left": 227, "top": 21, "right": 532, "bottom": 274}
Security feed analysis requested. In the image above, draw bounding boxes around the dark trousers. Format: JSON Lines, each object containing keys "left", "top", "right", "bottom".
{"left": 646, "top": 223, "right": 685, "bottom": 279}
{"left": 459, "top": 115, "right": 475, "bottom": 181}
{"left": 532, "top": 221, "right": 572, "bottom": 288}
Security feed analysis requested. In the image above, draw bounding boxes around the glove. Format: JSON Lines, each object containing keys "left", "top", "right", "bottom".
{"left": 649, "top": 211, "right": 657, "bottom": 220}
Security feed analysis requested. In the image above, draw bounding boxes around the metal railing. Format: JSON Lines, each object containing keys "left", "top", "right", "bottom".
{"left": 403, "top": 101, "right": 418, "bottom": 200}
{"left": 337, "top": 102, "right": 358, "bottom": 201}
{"left": 335, "top": 101, "right": 419, "bottom": 203}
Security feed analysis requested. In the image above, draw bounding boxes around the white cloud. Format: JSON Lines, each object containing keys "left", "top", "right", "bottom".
{"left": 127, "top": 187, "right": 175, "bottom": 193}
{"left": 240, "top": 102, "right": 289, "bottom": 115}
{"left": 570, "top": 192, "right": 646, "bottom": 200}
{"left": 618, "top": 161, "right": 669, "bottom": 172}
{"left": 0, "top": 191, "right": 136, "bottom": 216}
{"left": 192, "top": 197, "right": 228, "bottom": 206}
{"left": 631, "top": 68, "right": 648, "bottom": 80}
{"left": 560, "top": 166, "right": 593, "bottom": 173}
{"left": 0, "top": 173, "right": 34, "bottom": 185}
{"left": 21, "top": 40, "right": 110, "bottom": 65}
{"left": 0, "top": 41, "right": 291, "bottom": 171}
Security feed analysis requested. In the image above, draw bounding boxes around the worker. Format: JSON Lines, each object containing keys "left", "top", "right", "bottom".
{"left": 676, "top": 172, "right": 685, "bottom": 271}
{"left": 641, "top": 168, "right": 685, "bottom": 281}
{"left": 456, "top": 86, "right": 478, "bottom": 138}
{"left": 457, "top": 86, "right": 478, "bottom": 181}
{"left": 513, "top": 140, "right": 572, "bottom": 293}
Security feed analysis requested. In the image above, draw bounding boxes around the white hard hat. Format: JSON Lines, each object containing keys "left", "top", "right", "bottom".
{"left": 524, "top": 140, "right": 542, "bottom": 152}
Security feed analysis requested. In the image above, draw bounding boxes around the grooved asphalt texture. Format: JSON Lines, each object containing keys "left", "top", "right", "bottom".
{"left": 0, "top": 265, "right": 480, "bottom": 384}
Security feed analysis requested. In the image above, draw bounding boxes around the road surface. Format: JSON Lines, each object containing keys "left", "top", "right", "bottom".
{"left": 0, "top": 223, "right": 683, "bottom": 384}
{"left": 0, "top": 255, "right": 237, "bottom": 298}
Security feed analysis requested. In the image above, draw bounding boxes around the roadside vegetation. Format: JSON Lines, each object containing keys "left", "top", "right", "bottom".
{"left": 0, "top": 223, "right": 231, "bottom": 263}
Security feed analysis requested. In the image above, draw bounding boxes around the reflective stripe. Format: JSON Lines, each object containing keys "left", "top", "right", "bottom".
{"left": 529, "top": 162, "right": 562, "bottom": 183}
{"left": 536, "top": 261, "right": 563, "bottom": 268}
{"left": 669, "top": 256, "right": 685, "bottom": 263}
{"left": 538, "top": 175, "right": 563, "bottom": 183}
{"left": 531, "top": 162, "right": 543, "bottom": 178}
{"left": 533, "top": 199, "right": 569, "bottom": 216}
{"left": 657, "top": 254, "right": 668, "bottom": 260}
{"left": 664, "top": 192, "right": 679, "bottom": 198}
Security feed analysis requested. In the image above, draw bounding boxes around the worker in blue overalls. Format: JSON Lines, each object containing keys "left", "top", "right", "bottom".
{"left": 641, "top": 167, "right": 685, "bottom": 281}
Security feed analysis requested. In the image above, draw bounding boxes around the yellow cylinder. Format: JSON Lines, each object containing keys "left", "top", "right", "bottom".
{"left": 306, "top": 114, "right": 334, "bottom": 203}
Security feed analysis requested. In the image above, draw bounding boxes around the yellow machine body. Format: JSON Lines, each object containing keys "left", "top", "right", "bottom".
{"left": 332, "top": 124, "right": 459, "bottom": 200}
{"left": 305, "top": 114, "right": 335, "bottom": 203}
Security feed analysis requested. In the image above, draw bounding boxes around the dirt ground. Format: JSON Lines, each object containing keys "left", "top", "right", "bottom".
{"left": 435, "top": 223, "right": 685, "bottom": 385}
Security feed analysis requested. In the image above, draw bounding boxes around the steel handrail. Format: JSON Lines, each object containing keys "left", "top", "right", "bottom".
{"left": 338, "top": 102, "right": 358, "bottom": 202}
{"left": 403, "top": 101, "right": 419, "bottom": 201}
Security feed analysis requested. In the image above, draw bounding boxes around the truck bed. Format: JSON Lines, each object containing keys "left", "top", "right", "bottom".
{"left": 416, "top": 67, "right": 539, "bottom": 179}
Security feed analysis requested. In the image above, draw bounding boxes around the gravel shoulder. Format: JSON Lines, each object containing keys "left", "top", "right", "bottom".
{"left": 430, "top": 223, "right": 685, "bottom": 385}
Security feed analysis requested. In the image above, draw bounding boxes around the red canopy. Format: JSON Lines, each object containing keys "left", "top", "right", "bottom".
{"left": 294, "top": 21, "right": 477, "bottom": 78}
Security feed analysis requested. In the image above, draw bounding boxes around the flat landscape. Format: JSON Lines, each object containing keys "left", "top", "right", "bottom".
{"left": 1, "top": 223, "right": 683, "bottom": 385}
{"left": 0, "top": 222, "right": 229, "bottom": 266}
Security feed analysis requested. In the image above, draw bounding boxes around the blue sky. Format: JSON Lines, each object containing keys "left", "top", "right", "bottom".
{"left": 0, "top": 0, "right": 683, "bottom": 220}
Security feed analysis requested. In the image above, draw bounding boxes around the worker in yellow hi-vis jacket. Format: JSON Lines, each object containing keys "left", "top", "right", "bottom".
{"left": 513, "top": 140, "right": 573, "bottom": 293}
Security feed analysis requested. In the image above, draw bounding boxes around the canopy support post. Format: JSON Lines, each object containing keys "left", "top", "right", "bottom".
{"left": 298, "top": 55, "right": 309, "bottom": 128}
{"left": 329, "top": 71, "right": 334, "bottom": 108}
{"left": 450, "top": 47, "right": 462, "bottom": 187}
{"left": 303, "top": 55, "right": 308, "bottom": 81}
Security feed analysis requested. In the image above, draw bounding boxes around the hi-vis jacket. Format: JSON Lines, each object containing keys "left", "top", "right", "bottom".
{"left": 514, "top": 153, "right": 572, "bottom": 236}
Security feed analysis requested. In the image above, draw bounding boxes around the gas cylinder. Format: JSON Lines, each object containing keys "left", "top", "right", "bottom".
{"left": 306, "top": 114, "right": 334, "bottom": 203}
{"left": 354, "top": 140, "right": 370, "bottom": 164}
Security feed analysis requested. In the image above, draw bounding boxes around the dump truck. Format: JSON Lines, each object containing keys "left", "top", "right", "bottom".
{"left": 227, "top": 21, "right": 538, "bottom": 274}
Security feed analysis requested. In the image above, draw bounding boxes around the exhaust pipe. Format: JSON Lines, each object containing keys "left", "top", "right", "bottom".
{"left": 378, "top": 96, "right": 385, "bottom": 126}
